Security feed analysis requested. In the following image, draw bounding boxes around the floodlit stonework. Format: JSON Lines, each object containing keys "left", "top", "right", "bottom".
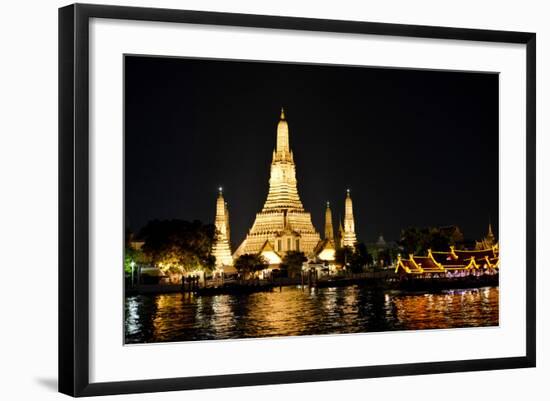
{"left": 212, "top": 188, "right": 234, "bottom": 267}
{"left": 234, "top": 108, "right": 321, "bottom": 258}
{"left": 342, "top": 189, "right": 357, "bottom": 247}
{"left": 325, "top": 201, "right": 334, "bottom": 240}
{"left": 313, "top": 201, "right": 337, "bottom": 262}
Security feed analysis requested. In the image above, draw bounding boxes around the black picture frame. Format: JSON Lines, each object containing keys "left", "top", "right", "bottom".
{"left": 59, "top": 3, "right": 536, "bottom": 397}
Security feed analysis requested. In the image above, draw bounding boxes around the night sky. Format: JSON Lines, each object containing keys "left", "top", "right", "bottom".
{"left": 125, "top": 55, "right": 498, "bottom": 248}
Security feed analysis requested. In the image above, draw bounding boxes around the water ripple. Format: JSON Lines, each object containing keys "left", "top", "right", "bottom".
{"left": 124, "top": 285, "right": 499, "bottom": 343}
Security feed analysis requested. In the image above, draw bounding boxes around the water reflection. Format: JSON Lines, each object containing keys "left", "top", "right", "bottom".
{"left": 124, "top": 286, "right": 499, "bottom": 344}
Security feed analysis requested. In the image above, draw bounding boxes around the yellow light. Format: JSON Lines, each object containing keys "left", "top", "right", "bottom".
{"left": 318, "top": 248, "right": 335, "bottom": 261}
{"left": 261, "top": 250, "right": 282, "bottom": 265}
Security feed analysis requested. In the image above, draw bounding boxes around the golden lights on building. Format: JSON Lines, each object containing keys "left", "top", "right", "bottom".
{"left": 234, "top": 108, "right": 357, "bottom": 261}
{"left": 214, "top": 108, "right": 359, "bottom": 266}
{"left": 395, "top": 245, "right": 499, "bottom": 276}
{"left": 210, "top": 108, "right": 496, "bottom": 274}
{"left": 325, "top": 201, "right": 334, "bottom": 241}
{"left": 475, "top": 223, "right": 496, "bottom": 250}
{"left": 314, "top": 202, "right": 337, "bottom": 263}
{"left": 233, "top": 108, "right": 321, "bottom": 259}
{"left": 342, "top": 189, "right": 357, "bottom": 247}
{"left": 211, "top": 187, "right": 234, "bottom": 268}
{"left": 394, "top": 224, "right": 500, "bottom": 276}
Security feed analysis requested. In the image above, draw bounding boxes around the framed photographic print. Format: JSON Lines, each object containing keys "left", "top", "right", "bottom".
{"left": 59, "top": 3, "right": 536, "bottom": 397}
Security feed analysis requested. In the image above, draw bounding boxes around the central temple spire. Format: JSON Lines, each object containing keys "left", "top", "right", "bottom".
{"left": 263, "top": 108, "right": 303, "bottom": 210}
{"left": 234, "top": 108, "right": 320, "bottom": 258}
{"left": 276, "top": 107, "right": 290, "bottom": 155}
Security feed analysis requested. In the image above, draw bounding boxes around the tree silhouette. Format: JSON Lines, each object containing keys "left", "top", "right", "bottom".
{"left": 234, "top": 254, "right": 269, "bottom": 279}
{"left": 137, "top": 219, "right": 216, "bottom": 273}
{"left": 282, "top": 251, "right": 307, "bottom": 278}
{"left": 399, "top": 226, "right": 463, "bottom": 255}
{"left": 335, "top": 243, "right": 371, "bottom": 273}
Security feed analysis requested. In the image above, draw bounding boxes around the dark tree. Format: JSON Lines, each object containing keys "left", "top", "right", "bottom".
{"left": 399, "top": 226, "right": 463, "bottom": 256}
{"left": 335, "top": 246, "right": 355, "bottom": 268}
{"left": 282, "top": 251, "right": 307, "bottom": 278}
{"left": 234, "top": 254, "right": 269, "bottom": 279}
{"left": 349, "top": 242, "right": 371, "bottom": 273}
{"left": 335, "top": 243, "right": 371, "bottom": 273}
{"left": 376, "top": 248, "right": 394, "bottom": 267}
{"left": 124, "top": 227, "right": 150, "bottom": 273}
{"left": 138, "top": 219, "right": 216, "bottom": 273}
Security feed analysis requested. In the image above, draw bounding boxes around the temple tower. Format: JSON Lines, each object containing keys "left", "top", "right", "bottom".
{"left": 325, "top": 201, "right": 334, "bottom": 240}
{"left": 476, "top": 222, "right": 497, "bottom": 250}
{"left": 234, "top": 108, "right": 320, "bottom": 259}
{"left": 342, "top": 189, "right": 357, "bottom": 247}
{"left": 212, "top": 188, "right": 233, "bottom": 268}
{"left": 262, "top": 108, "right": 303, "bottom": 210}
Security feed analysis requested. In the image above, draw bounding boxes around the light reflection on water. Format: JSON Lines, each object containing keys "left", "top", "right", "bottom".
{"left": 124, "top": 285, "right": 499, "bottom": 344}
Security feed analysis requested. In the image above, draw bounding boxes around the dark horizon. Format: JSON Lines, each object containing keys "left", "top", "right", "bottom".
{"left": 125, "top": 55, "right": 499, "bottom": 248}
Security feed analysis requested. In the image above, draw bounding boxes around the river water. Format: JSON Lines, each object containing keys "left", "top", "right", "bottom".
{"left": 125, "top": 285, "right": 499, "bottom": 344}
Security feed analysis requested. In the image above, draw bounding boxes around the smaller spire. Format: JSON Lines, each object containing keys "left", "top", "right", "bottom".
{"left": 218, "top": 186, "right": 223, "bottom": 195}
{"left": 346, "top": 188, "right": 351, "bottom": 197}
{"left": 324, "top": 201, "right": 334, "bottom": 240}
{"left": 343, "top": 188, "right": 356, "bottom": 246}
{"left": 280, "top": 107, "right": 285, "bottom": 120}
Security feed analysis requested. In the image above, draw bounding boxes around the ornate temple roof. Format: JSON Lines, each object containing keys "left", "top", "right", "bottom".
{"left": 313, "top": 238, "right": 335, "bottom": 254}
{"left": 452, "top": 246, "right": 498, "bottom": 261}
{"left": 259, "top": 240, "right": 282, "bottom": 265}
{"left": 395, "top": 244, "right": 499, "bottom": 275}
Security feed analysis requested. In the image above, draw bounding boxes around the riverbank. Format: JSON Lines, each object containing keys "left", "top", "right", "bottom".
{"left": 125, "top": 273, "right": 498, "bottom": 296}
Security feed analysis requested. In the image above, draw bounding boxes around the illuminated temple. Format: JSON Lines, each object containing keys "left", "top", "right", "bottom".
{"left": 234, "top": 108, "right": 322, "bottom": 261}
{"left": 211, "top": 108, "right": 359, "bottom": 267}
{"left": 342, "top": 189, "right": 357, "bottom": 247}
{"left": 313, "top": 202, "right": 337, "bottom": 263}
{"left": 210, "top": 108, "right": 497, "bottom": 275}
{"left": 211, "top": 188, "right": 233, "bottom": 268}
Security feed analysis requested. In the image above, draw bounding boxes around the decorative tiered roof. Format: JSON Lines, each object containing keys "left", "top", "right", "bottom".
{"left": 313, "top": 238, "right": 336, "bottom": 262}
{"left": 259, "top": 240, "right": 282, "bottom": 265}
{"left": 396, "top": 245, "right": 499, "bottom": 275}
